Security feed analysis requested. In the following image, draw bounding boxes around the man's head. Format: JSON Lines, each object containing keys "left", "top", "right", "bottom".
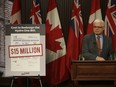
{"left": 93, "top": 19, "right": 104, "bottom": 35}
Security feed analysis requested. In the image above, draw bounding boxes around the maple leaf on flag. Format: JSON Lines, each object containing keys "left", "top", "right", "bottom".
{"left": 46, "top": 20, "right": 62, "bottom": 52}
{"left": 46, "top": 0, "right": 66, "bottom": 64}
{"left": 45, "top": 0, "right": 69, "bottom": 86}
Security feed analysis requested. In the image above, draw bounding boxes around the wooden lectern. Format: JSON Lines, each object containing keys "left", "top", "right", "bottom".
{"left": 71, "top": 60, "right": 116, "bottom": 86}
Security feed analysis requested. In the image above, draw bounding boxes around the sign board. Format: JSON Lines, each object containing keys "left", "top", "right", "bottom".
{"left": 5, "top": 24, "right": 46, "bottom": 76}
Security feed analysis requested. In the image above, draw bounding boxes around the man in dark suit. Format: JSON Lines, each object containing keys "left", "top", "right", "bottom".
{"left": 82, "top": 19, "right": 112, "bottom": 61}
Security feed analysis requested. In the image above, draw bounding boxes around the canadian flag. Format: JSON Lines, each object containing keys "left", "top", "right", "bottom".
{"left": 45, "top": 0, "right": 69, "bottom": 86}
{"left": 87, "top": 0, "right": 102, "bottom": 34}
{"left": 10, "top": 0, "right": 21, "bottom": 24}
{"left": 9, "top": 0, "right": 23, "bottom": 87}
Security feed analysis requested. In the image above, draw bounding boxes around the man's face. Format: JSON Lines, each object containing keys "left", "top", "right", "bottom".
{"left": 93, "top": 22, "right": 104, "bottom": 35}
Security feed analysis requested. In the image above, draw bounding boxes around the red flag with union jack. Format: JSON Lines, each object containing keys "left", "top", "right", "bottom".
{"left": 87, "top": 0, "right": 102, "bottom": 34}
{"left": 104, "top": 0, "right": 116, "bottom": 51}
{"left": 29, "top": 0, "right": 42, "bottom": 24}
{"left": 29, "top": 0, "right": 42, "bottom": 87}
{"left": 45, "top": 0, "right": 69, "bottom": 86}
{"left": 10, "top": 0, "right": 21, "bottom": 24}
{"left": 66, "top": 0, "right": 84, "bottom": 71}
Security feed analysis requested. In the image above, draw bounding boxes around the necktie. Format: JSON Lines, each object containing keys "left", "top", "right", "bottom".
{"left": 97, "top": 35, "right": 101, "bottom": 56}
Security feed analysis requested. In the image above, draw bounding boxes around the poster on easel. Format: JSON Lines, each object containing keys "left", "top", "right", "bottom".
{"left": 5, "top": 24, "right": 46, "bottom": 76}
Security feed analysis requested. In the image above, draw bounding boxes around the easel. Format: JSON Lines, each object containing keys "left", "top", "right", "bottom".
{"left": 10, "top": 75, "right": 43, "bottom": 87}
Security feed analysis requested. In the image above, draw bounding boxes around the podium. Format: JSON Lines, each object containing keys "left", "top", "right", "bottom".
{"left": 71, "top": 60, "right": 116, "bottom": 86}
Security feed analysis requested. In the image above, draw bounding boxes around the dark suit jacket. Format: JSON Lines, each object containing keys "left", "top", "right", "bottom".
{"left": 82, "top": 33, "right": 112, "bottom": 60}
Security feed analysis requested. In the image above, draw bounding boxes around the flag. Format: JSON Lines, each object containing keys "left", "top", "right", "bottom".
{"left": 29, "top": 0, "right": 42, "bottom": 24}
{"left": 10, "top": 0, "right": 21, "bottom": 24}
{"left": 66, "top": 0, "right": 84, "bottom": 71}
{"left": 29, "top": 0, "right": 42, "bottom": 87}
{"left": 45, "top": 0, "right": 69, "bottom": 86}
{"left": 9, "top": 0, "right": 23, "bottom": 87}
{"left": 87, "top": 0, "right": 102, "bottom": 34}
{"left": 104, "top": 0, "right": 116, "bottom": 85}
{"left": 104, "top": 0, "right": 116, "bottom": 51}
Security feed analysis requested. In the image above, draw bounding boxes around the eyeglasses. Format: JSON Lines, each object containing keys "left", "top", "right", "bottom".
{"left": 94, "top": 26, "right": 103, "bottom": 28}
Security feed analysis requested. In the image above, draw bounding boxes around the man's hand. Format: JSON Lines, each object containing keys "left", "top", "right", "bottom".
{"left": 96, "top": 56, "right": 105, "bottom": 61}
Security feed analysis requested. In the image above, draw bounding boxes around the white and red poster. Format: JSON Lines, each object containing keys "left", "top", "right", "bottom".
{"left": 5, "top": 24, "right": 45, "bottom": 76}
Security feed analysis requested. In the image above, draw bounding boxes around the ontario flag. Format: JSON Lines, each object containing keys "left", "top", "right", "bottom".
{"left": 29, "top": 0, "right": 42, "bottom": 87}
{"left": 10, "top": 0, "right": 21, "bottom": 24}
{"left": 104, "top": 0, "right": 116, "bottom": 51}
{"left": 29, "top": 0, "right": 42, "bottom": 24}
{"left": 87, "top": 0, "right": 102, "bottom": 34}
{"left": 45, "top": 0, "right": 69, "bottom": 86}
{"left": 66, "top": 0, "right": 84, "bottom": 71}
